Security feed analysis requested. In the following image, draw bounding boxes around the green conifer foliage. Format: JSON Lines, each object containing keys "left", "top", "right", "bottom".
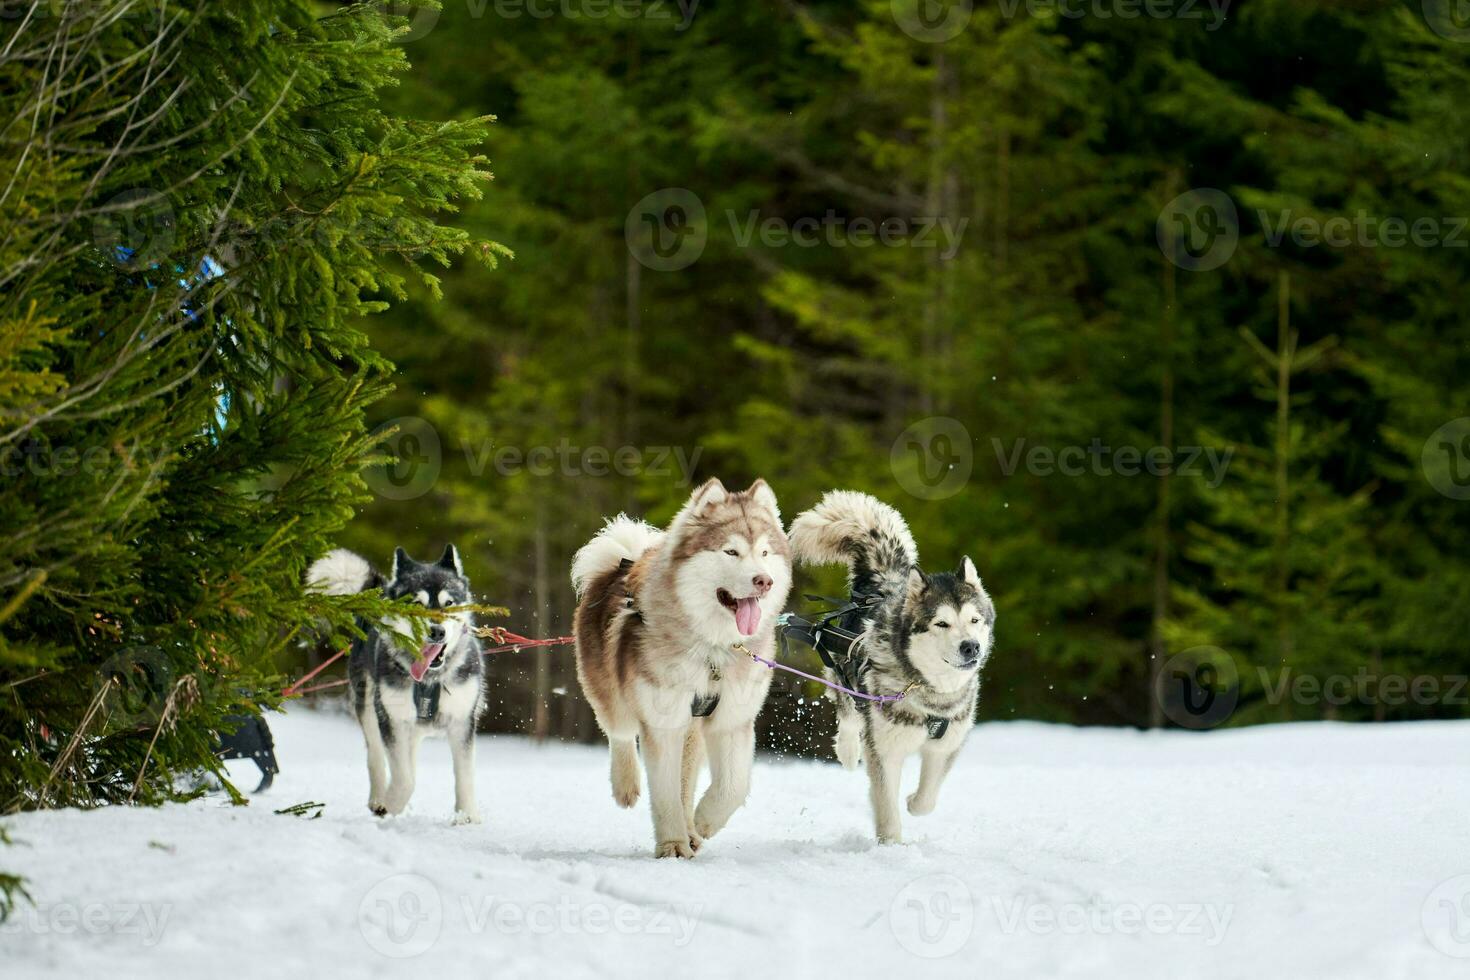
{"left": 0, "top": 0, "right": 503, "bottom": 819}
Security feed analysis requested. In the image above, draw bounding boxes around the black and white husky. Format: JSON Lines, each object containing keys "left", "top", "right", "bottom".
{"left": 789, "top": 491, "right": 994, "bottom": 844}
{"left": 307, "top": 545, "right": 485, "bottom": 824}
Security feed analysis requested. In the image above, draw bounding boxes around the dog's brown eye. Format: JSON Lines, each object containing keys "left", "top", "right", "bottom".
{"left": 935, "top": 621, "right": 950, "bottom": 629}
{"left": 724, "top": 548, "right": 738, "bottom": 556}
{"left": 971, "top": 617, "right": 980, "bottom": 624}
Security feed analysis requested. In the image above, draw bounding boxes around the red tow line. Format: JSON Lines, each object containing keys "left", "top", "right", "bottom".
{"left": 281, "top": 628, "right": 577, "bottom": 699}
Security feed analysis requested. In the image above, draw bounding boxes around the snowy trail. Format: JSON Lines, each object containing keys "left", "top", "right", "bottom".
{"left": 5, "top": 709, "right": 1470, "bottom": 979}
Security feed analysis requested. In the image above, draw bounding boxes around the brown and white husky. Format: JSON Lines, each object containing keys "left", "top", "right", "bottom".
{"left": 572, "top": 478, "right": 792, "bottom": 858}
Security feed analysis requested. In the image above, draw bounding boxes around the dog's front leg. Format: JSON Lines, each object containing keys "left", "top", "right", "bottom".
{"left": 693, "top": 721, "right": 753, "bottom": 841}
{"left": 360, "top": 710, "right": 390, "bottom": 815}
{"left": 907, "top": 742, "right": 959, "bottom": 816}
{"left": 449, "top": 719, "right": 481, "bottom": 825}
{"left": 865, "top": 740, "right": 906, "bottom": 844}
{"left": 642, "top": 722, "right": 694, "bottom": 858}
{"left": 381, "top": 718, "right": 418, "bottom": 816}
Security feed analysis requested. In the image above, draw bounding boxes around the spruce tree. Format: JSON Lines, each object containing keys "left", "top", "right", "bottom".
{"left": 0, "top": 0, "right": 503, "bottom": 838}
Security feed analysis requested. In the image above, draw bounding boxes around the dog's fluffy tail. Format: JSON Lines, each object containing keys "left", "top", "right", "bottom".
{"left": 306, "top": 548, "right": 381, "bottom": 596}
{"left": 571, "top": 515, "right": 664, "bottom": 596}
{"left": 788, "top": 490, "right": 918, "bottom": 588}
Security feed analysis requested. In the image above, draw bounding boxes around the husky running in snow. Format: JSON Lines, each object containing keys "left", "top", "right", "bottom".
{"left": 788, "top": 491, "right": 994, "bottom": 844}
{"left": 572, "top": 478, "right": 793, "bottom": 858}
{"left": 307, "top": 545, "right": 485, "bottom": 824}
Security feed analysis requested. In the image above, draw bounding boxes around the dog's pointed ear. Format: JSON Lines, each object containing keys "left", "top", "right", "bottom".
{"left": 905, "top": 567, "right": 928, "bottom": 609}
{"left": 744, "top": 479, "right": 780, "bottom": 522}
{"left": 437, "top": 544, "right": 464, "bottom": 576}
{"left": 958, "top": 556, "right": 990, "bottom": 602}
{"left": 391, "top": 547, "right": 410, "bottom": 582}
{"left": 689, "top": 477, "right": 728, "bottom": 515}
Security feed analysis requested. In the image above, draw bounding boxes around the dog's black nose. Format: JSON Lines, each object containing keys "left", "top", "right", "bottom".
{"left": 428, "top": 624, "right": 445, "bottom": 643}
{"left": 959, "top": 640, "right": 980, "bottom": 662}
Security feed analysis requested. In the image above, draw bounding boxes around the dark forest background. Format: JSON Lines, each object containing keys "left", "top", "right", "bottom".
{"left": 322, "top": 0, "right": 1470, "bottom": 751}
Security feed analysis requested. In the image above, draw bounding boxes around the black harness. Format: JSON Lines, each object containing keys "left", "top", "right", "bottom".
{"left": 215, "top": 713, "right": 280, "bottom": 792}
{"left": 778, "top": 594, "right": 951, "bottom": 740}
{"left": 413, "top": 681, "right": 441, "bottom": 724}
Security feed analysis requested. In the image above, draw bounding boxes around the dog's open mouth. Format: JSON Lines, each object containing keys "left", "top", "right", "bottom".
{"left": 716, "top": 588, "right": 762, "bottom": 637}
{"left": 409, "top": 642, "right": 446, "bottom": 683}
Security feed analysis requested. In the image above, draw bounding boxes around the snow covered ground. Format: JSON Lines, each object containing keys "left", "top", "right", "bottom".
{"left": 4, "top": 708, "right": 1470, "bottom": 979}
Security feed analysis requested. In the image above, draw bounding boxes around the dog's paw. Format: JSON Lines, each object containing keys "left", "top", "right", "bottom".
{"left": 654, "top": 838, "right": 696, "bottom": 859}
{"left": 452, "top": 808, "right": 482, "bottom": 826}
{"left": 876, "top": 828, "right": 904, "bottom": 845}
{"left": 687, "top": 829, "right": 705, "bottom": 854}
{"left": 613, "top": 785, "right": 640, "bottom": 809}
{"left": 834, "top": 730, "right": 862, "bottom": 771}
{"left": 906, "top": 792, "right": 936, "bottom": 816}
{"left": 369, "top": 803, "right": 387, "bottom": 818}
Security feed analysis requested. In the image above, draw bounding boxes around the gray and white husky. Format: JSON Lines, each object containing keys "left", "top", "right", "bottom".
{"left": 789, "top": 491, "right": 994, "bottom": 844}
{"left": 307, "top": 545, "right": 485, "bottom": 824}
{"left": 572, "top": 478, "right": 793, "bottom": 858}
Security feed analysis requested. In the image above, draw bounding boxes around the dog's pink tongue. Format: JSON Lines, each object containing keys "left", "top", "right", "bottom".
{"left": 410, "top": 643, "right": 444, "bottom": 683}
{"left": 735, "top": 597, "right": 761, "bottom": 636}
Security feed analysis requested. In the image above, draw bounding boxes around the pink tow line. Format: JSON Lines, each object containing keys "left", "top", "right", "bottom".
{"left": 737, "top": 643, "right": 907, "bottom": 704}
